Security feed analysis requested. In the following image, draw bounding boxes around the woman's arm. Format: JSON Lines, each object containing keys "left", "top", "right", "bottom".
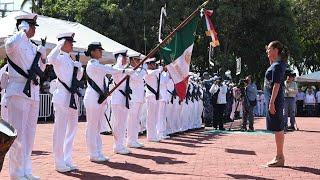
{"left": 269, "top": 83, "right": 280, "bottom": 114}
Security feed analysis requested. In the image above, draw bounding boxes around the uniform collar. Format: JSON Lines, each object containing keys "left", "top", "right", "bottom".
{"left": 90, "top": 58, "right": 99, "bottom": 63}
{"left": 60, "top": 50, "right": 70, "bottom": 56}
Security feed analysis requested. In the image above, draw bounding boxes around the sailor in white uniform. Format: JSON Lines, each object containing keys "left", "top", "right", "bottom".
{"left": 156, "top": 70, "right": 170, "bottom": 139}
{"left": 126, "top": 53, "right": 146, "bottom": 148}
{"left": 47, "top": 32, "right": 83, "bottom": 172}
{"left": 83, "top": 42, "right": 125, "bottom": 161}
{"left": 5, "top": 13, "right": 46, "bottom": 180}
{"left": 144, "top": 58, "right": 163, "bottom": 142}
{"left": 110, "top": 50, "right": 133, "bottom": 154}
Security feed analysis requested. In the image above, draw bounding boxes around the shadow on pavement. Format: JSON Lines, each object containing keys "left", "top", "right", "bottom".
{"left": 159, "top": 141, "right": 204, "bottom": 148}
{"left": 225, "top": 148, "right": 257, "bottom": 156}
{"left": 226, "top": 173, "right": 275, "bottom": 180}
{"left": 31, "top": 150, "right": 51, "bottom": 156}
{"left": 125, "top": 153, "right": 187, "bottom": 164}
{"left": 297, "top": 130, "right": 320, "bottom": 133}
{"left": 139, "top": 147, "right": 195, "bottom": 155}
{"left": 95, "top": 161, "right": 190, "bottom": 176}
{"left": 168, "top": 137, "right": 203, "bottom": 144}
{"left": 284, "top": 166, "right": 320, "bottom": 175}
{"left": 62, "top": 170, "right": 128, "bottom": 180}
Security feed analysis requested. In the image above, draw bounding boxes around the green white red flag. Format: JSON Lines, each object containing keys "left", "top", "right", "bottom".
{"left": 204, "top": 10, "right": 219, "bottom": 47}
{"left": 160, "top": 15, "right": 199, "bottom": 101}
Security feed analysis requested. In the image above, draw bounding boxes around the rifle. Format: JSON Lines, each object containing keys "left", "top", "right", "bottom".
{"left": 70, "top": 52, "right": 84, "bottom": 97}
{"left": 22, "top": 37, "right": 46, "bottom": 96}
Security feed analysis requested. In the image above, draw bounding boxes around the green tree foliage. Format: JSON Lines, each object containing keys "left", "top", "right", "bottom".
{"left": 40, "top": 0, "right": 316, "bottom": 84}
{"left": 292, "top": 0, "right": 320, "bottom": 74}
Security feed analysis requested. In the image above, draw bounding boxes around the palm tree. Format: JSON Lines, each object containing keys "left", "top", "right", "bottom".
{"left": 20, "top": 0, "right": 43, "bottom": 14}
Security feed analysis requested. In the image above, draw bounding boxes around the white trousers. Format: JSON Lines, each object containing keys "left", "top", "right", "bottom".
{"left": 257, "top": 102, "right": 265, "bottom": 116}
{"left": 175, "top": 102, "right": 183, "bottom": 132}
{"left": 146, "top": 97, "right": 158, "bottom": 140}
{"left": 180, "top": 102, "right": 189, "bottom": 131}
{"left": 111, "top": 104, "right": 128, "bottom": 151}
{"left": 1, "top": 103, "right": 8, "bottom": 121}
{"left": 156, "top": 101, "right": 167, "bottom": 137}
{"left": 53, "top": 104, "right": 78, "bottom": 167}
{"left": 198, "top": 100, "right": 204, "bottom": 128}
{"left": 139, "top": 102, "right": 147, "bottom": 132}
{"left": 8, "top": 96, "right": 39, "bottom": 178}
{"left": 100, "top": 98, "right": 112, "bottom": 133}
{"left": 127, "top": 102, "right": 142, "bottom": 143}
{"left": 192, "top": 101, "right": 198, "bottom": 128}
{"left": 85, "top": 105, "right": 104, "bottom": 158}
{"left": 166, "top": 102, "right": 174, "bottom": 134}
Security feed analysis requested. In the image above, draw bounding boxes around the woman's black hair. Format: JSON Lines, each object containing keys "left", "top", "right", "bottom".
{"left": 269, "top": 40, "right": 290, "bottom": 61}
{"left": 84, "top": 50, "right": 91, "bottom": 57}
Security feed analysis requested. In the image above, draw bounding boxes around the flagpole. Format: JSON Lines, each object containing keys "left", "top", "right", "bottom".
{"left": 98, "top": 0, "right": 211, "bottom": 104}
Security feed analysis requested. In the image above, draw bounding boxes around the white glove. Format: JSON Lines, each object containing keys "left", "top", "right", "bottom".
{"left": 18, "top": 21, "right": 29, "bottom": 32}
{"left": 37, "top": 45, "right": 47, "bottom": 59}
{"left": 74, "top": 61, "right": 82, "bottom": 68}
{"left": 142, "top": 63, "right": 148, "bottom": 70}
{"left": 57, "top": 39, "right": 66, "bottom": 48}
{"left": 158, "top": 66, "right": 163, "bottom": 72}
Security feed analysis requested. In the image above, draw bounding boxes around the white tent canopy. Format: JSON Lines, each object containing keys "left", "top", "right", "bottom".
{"left": 0, "top": 11, "right": 141, "bottom": 64}
{"left": 295, "top": 71, "right": 320, "bottom": 83}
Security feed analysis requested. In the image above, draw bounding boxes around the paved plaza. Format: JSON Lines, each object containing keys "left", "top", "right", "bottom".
{"left": 1, "top": 117, "right": 319, "bottom": 179}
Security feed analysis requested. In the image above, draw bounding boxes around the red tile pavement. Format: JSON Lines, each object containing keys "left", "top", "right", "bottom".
{"left": 1, "top": 117, "right": 320, "bottom": 180}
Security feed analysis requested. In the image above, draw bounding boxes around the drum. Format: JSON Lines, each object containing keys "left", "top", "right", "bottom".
{"left": 0, "top": 119, "right": 17, "bottom": 172}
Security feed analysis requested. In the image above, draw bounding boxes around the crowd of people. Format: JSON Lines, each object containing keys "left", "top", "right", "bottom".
{"left": 0, "top": 12, "right": 318, "bottom": 180}
{"left": 0, "top": 13, "right": 206, "bottom": 180}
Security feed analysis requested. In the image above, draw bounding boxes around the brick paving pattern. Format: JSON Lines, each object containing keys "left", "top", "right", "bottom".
{"left": 0, "top": 117, "right": 319, "bottom": 179}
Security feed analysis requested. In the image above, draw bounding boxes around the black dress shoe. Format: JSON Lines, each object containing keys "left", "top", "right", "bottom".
{"left": 100, "top": 131, "right": 112, "bottom": 135}
{"left": 288, "top": 126, "right": 296, "bottom": 131}
{"left": 219, "top": 127, "right": 226, "bottom": 131}
{"left": 240, "top": 127, "right": 247, "bottom": 132}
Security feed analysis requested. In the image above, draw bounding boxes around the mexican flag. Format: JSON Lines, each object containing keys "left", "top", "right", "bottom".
{"left": 160, "top": 15, "right": 199, "bottom": 101}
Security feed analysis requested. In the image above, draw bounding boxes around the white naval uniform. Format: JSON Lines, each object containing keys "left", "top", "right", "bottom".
{"left": 156, "top": 71, "right": 170, "bottom": 138}
{"left": 126, "top": 66, "right": 146, "bottom": 144}
{"left": 165, "top": 79, "right": 175, "bottom": 134}
{"left": 180, "top": 83, "right": 192, "bottom": 131}
{"left": 257, "top": 94, "right": 265, "bottom": 116}
{"left": 111, "top": 59, "right": 131, "bottom": 152}
{"left": 0, "top": 64, "right": 9, "bottom": 121}
{"left": 191, "top": 83, "right": 198, "bottom": 129}
{"left": 197, "top": 86, "right": 204, "bottom": 128}
{"left": 100, "top": 84, "right": 112, "bottom": 133}
{"left": 5, "top": 30, "right": 46, "bottom": 179}
{"left": 48, "top": 45, "right": 83, "bottom": 168}
{"left": 144, "top": 66, "right": 163, "bottom": 140}
{"left": 84, "top": 59, "right": 122, "bottom": 158}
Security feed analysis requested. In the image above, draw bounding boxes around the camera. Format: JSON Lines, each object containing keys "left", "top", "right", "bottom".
{"left": 237, "top": 79, "right": 248, "bottom": 98}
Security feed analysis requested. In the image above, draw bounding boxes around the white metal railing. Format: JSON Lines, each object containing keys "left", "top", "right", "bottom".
{"left": 38, "top": 94, "right": 53, "bottom": 121}
{"left": 38, "top": 94, "right": 85, "bottom": 121}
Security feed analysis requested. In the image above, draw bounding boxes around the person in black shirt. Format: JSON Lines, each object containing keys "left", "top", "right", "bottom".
{"left": 264, "top": 41, "right": 289, "bottom": 167}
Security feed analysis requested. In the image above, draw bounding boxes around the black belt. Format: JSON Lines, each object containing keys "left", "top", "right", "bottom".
{"left": 167, "top": 90, "right": 177, "bottom": 104}
{"left": 87, "top": 75, "right": 109, "bottom": 104}
{"left": 7, "top": 58, "right": 38, "bottom": 97}
{"left": 116, "top": 78, "right": 132, "bottom": 109}
{"left": 146, "top": 84, "right": 159, "bottom": 100}
{"left": 58, "top": 78, "right": 80, "bottom": 109}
